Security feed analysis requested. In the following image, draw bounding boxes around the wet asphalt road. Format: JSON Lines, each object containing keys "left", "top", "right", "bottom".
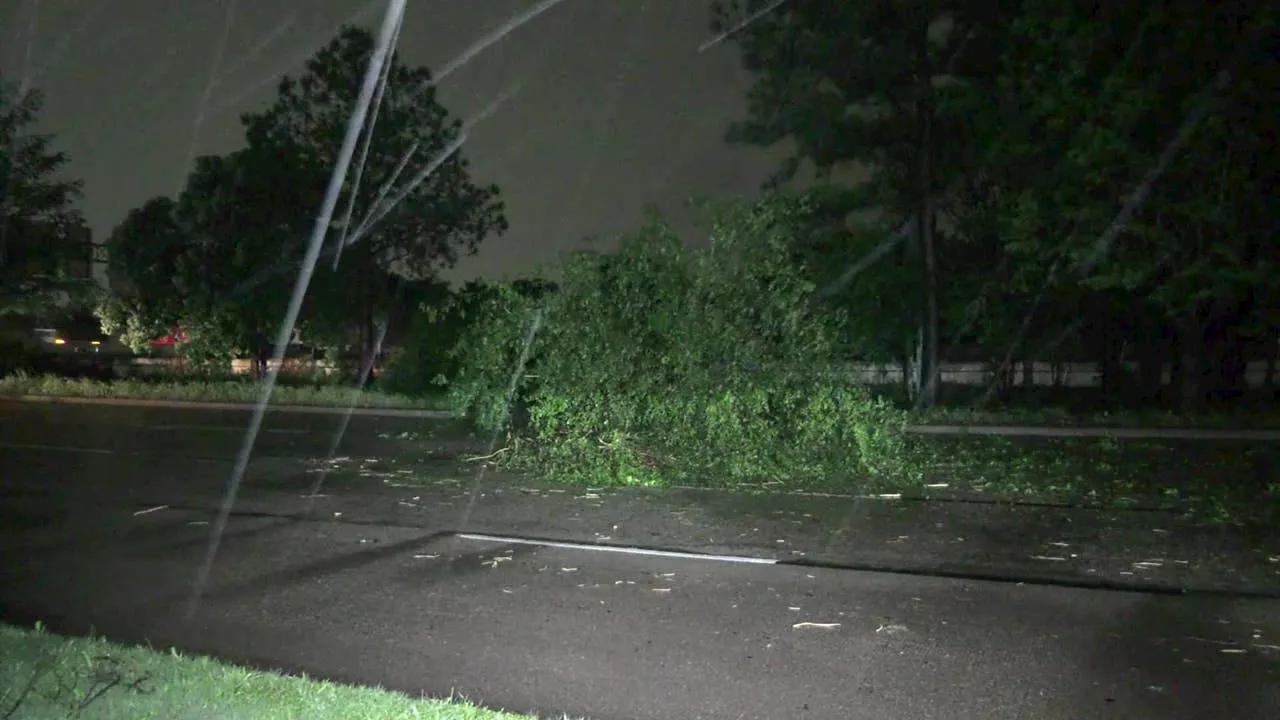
{"left": 1, "top": 401, "right": 1278, "bottom": 720}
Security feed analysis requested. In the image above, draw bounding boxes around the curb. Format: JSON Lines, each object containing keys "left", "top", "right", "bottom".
{"left": 1, "top": 394, "right": 454, "bottom": 419}
{"left": 904, "top": 424, "right": 1280, "bottom": 441}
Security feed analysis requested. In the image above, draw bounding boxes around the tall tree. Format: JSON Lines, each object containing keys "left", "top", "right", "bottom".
{"left": 169, "top": 147, "right": 322, "bottom": 362}
{"left": 712, "top": 0, "right": 1003, "bottom": 407}
{"left": 950, "top": 1, "right": 1278, "bottom": 407}
{"left": 239, "top": 25, "right": 508, "bottom": 374}
{"left": 97, "top": 196, "right": 186, "bottom": 351}
{"left": 0, "top": 78, "right": 89, "bottom": 318}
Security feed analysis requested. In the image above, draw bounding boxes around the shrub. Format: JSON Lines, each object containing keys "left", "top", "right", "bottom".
{"left": 446, "top": 195, "right": 921, "bottom": 489}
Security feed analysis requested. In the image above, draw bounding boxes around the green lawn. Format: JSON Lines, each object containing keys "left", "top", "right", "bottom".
{"left": 0, "top": 623, "right": 558, "bottom": 720}
{"left": 0, "top": 373, "right": 448, "bottom": 411}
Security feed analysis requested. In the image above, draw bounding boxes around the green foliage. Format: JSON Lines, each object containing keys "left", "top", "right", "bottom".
{"left": 241, "top": 25, "right": 507, "bottom": 355}
{"left": 447, "top": 197, "right": 920, "bottom": 488}
{"left": 380, "top": 279, "right": 460, "bottom": 396}
{"left": 92, "top": 294, "right": 166, "bottom": 354}
{"left": 443, "top": 282, "right": 543, "bottom": 434}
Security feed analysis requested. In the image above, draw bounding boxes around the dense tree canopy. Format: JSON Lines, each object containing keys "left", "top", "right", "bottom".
{"left": 103, "top": 25, "right": 507, "bottom": 365}
{"left": 715, "top": 0, "right": 1279, "bottom": 408}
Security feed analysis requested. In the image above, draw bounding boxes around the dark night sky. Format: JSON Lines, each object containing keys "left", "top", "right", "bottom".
{"left": 2, "top": 0, "right": 792, "bottom": 283}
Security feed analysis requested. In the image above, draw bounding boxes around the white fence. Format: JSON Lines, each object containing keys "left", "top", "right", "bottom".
{"left": 846, "top": 361, "right": 1275, "bottom": 389}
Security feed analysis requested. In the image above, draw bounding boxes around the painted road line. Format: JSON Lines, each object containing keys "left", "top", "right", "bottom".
{"left": 457, "top": 532, "right": 779, "bottom": 565}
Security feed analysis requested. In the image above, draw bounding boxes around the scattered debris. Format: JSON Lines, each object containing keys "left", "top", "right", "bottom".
{"left": 876, "top": 623, "right": 908, "bottom": 635}
{"left": 793, "top": 622, "right": 841, "bottom": 630}
{"left": 1187, "top": 637, "right": 1236, "bottom": 647}
{"left": 462, "top": 447, "right": 509, "bottom": 463}
{"left": 481, "top": 556, "right": 512, "bottom": 569}
{"left": 133, "top": 505, "right": 167, "bottom": 517}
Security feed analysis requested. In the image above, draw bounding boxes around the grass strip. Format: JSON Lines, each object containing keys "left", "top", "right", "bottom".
{"left": 0, "top": 374, "right": 446, "bottom": 410}
{"left": 0, "top": 622, "right": 560, "bottom": 720}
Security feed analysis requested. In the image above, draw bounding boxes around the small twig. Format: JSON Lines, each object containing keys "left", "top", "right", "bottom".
{"left": 2, "top": 653, "right": 55, "bottom": 719}
{"left": 461, "top": 446, "right": 510, "bottom": 463}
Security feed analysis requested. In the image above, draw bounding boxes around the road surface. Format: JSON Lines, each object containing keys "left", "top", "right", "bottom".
{"left": 1, "top": 401, "right": 1277, "bottom": 719}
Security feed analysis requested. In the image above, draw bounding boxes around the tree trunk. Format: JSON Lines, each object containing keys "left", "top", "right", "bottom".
{"left": 900, "top": 347, "right": 913, "bottom": 401}
{"left": 1098, "top": 315, "right": 1124, "bottom": 408}
{"left": 1264, "top": 325, "right": 1278, "bottom": 392}
{"left": 1177, "top": 316, "right": 1204, "bottom": 412}
{"left": 358, "top": 309, "right": 376, "bottom": 385}
{"left": 910, "top": 327, "right": 923, "bottom": 401}
{"left": 1135, "top": 328, "right": 1165, "bottom": 403}
{"left": 915, "top": 23, "right": 940, "bottom": 409}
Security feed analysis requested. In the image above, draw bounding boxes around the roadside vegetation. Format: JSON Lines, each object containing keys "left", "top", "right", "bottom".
{"left": 428, "top": 2, "right": 1279, "bottom": 527}
{"left": 436, "top": 192, "right": 1278, "bottom": 527}
{"left": 0, "top": 371, "right": 445, "bottom": 410}
{"left": 0, "top": 622, "right": 550, "bottom": 720}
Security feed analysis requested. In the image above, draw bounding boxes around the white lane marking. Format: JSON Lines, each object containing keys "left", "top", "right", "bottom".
{"left": 457, "top": 532, "right": 779, "bottom": 565}
{"left": 133, "top": 505, "right": 169, "bottom": 516}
